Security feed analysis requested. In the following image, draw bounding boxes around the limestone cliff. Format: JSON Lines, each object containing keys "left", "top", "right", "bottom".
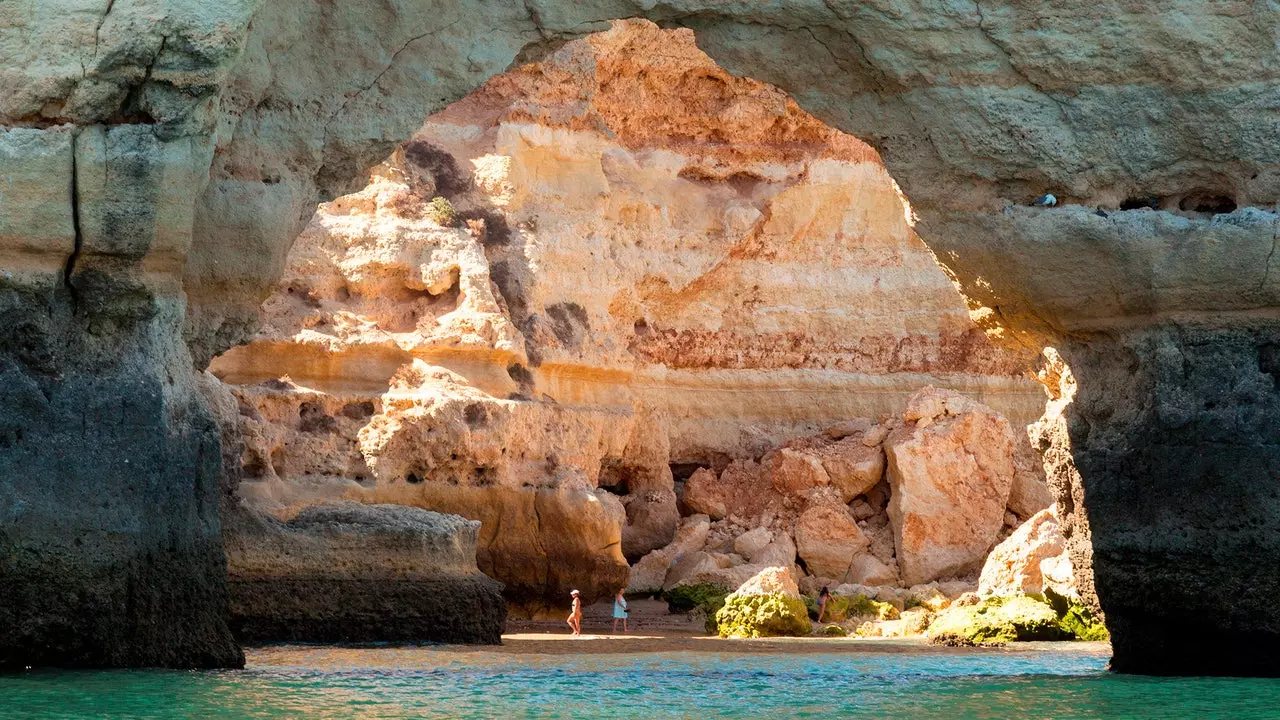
{"left": 209, "top": 23, "right": 1039, "bottom": 613}
{"left": 5, "top": 0, "right": 1279, "bottom": 675}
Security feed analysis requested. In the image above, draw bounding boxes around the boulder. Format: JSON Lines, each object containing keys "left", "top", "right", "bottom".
{"left": 626, "top": 514, "right": 711, "bottom": 594}
{"left": 752, "top": 531, "right": 798, "bottom": 569}
{"left": 733, "top": 526, "right": 774, "bottom": 559}
{"left": 680, "top": 563, "right": 768, "bottom": 593}
{"left": 926, "top": 595, "right": 1068, "bottom": 646}
{"left": 1006, "top": 436, "right": 1054, "bottom": 519}
{"left": 978, "top": 508, "right": 1069, "bottom": 597}
{"left": 845, "top": 554, "right": 898, "bottom": 587}
{"left": 714, "top": 566, "right": 811, "bottom": 638}
{"left": 664, "top": 551, "right": 722, "bottom": 591}
{"left": 683, "top": 467, "right": 729, "bottom": 519}
{"left": 818, "top": 437, "right": 886, "bottom": 502}
{"left": 794, "top": 503, "right": 869, "bottom": 579}
{"left": 767, "top": 448, "right": 830, "bottom": 495}
{"left": 681, "top": 461, "right": 785, "bottom": 523}
{"left": 885, "top": 387, "right": 1019, "bottom": 585}
{"left": 622, "top": 488, "right": 680, "bottom": 561}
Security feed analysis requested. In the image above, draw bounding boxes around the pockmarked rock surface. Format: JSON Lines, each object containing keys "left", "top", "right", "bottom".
{"left": 225, "top": 503, "right": 505, "bottom": 644}
{"left": 6, "top": 0, "right": 1278, "bottom": 675}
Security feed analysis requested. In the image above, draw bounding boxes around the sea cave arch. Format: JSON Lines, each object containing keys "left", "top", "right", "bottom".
{"left": 2, "top": 1, "right": 1279, "bottom": 676}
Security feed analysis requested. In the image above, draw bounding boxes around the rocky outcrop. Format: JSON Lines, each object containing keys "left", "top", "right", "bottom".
{"left": 640, "top": 389, "right": 1046, "bottom": 623}
{"left": 8, "top": 0, "right": 1277, "bottom": 675}
{"left": 225, "top": 503, "right": 504, "bottom": 644}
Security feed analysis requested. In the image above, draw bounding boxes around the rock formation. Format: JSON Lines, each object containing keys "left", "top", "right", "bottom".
{"left": 208, "top": 23, "right": 1038, "bottom": 613}
{"left": 714, "top": 566, "right": 811, "bottom": 638}
{"left": 6, "top": 0, "right": 1277, "bottom": 675}
{"left": 226, "top": 502, "right": 505, "bottom": 644}
{"left": 642, "top": 387, "right": 1051, "bottom": 624}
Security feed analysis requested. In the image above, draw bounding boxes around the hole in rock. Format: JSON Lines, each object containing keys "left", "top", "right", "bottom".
{"left": 1178, "top": 192, "right": 1237, "bottom": 215}
{"left": 505, "top": 363, "right": 534, "bottom": 388}
{"left": 341, "top": 401, "right": 375, "bottom": 420}
{"left": 243, "top": 455, "right": 267, "bottom": 479}
{"left": 201, "top": 20, "right": 1065, "bottom": 626}
{"left": 1120, "top": 197, "right": 1160, "bottom": 211}
{"left": 298, "top": 401, "right": 337, "bottom": 434}
{"left": 459, "top": 208, "right": 511, "bottom": 246}
{"left": 463, "top": 403, "right": 488, "bottom": 426}
{"left": 598, "top": 460, "right": 633, "bottom": 496}
{"left": 669, "top": 463, "right": 703, "bottom": 483}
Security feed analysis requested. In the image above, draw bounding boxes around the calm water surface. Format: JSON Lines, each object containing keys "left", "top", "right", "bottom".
{"left": 3, "top": 642, "right": 1279, "bottom": 719}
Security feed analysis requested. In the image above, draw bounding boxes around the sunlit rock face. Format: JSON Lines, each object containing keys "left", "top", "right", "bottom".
{"left": 210, "top": 22, "right": 1038, "bottom": 613}
{"left": 7, "top": 0, "right": 1279, "bottom": 674}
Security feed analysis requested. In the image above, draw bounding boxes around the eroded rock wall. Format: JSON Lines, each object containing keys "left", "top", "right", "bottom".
{"left": 7, "top": 0, "right": 1279, "bottom": 675}
{"left": 210, "top": 23, "right": 1040, "bottom": 613}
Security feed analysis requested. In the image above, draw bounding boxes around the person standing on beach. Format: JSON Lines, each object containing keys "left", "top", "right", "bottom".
{"left": 817, "top": 586, "right": 831, "bottom": 622}
{"left": 612, "top": 589, "right": 630, "bottom": 634}
{"left": 567, "top": 589, "right": 582, "bottom": 636}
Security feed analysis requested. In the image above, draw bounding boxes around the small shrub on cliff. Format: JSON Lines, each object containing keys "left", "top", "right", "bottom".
{"left": 716, "top": 592, "right": 811, "bottom": 638}
{"left": 425, "top": 196, "right": 457, "bottom": 227}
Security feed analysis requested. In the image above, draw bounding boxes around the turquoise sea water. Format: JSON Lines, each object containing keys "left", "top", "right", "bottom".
{"left": 3, "top": 642, "right": 1279, "bottom": 719}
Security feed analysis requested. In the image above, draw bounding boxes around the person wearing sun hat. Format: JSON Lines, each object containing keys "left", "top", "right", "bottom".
{"left": 566, "top": 589, "right": 582, "bottom": 636}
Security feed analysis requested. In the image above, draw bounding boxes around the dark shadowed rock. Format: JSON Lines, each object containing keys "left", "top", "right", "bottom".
{"left": 225, "top": 502, "right": 505, "bottom": 645}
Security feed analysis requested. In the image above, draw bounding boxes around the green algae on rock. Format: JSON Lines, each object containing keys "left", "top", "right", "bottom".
{"left": 927, "top": 594, "right": 1110, "bottom": 646}
{"left": 717, "top": 593, "right": 812, "bottom": 638}
{"left": 715, "top": 567, "right": 811, "bottom": 638}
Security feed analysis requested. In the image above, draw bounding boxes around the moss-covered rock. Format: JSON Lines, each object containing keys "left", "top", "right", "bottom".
{"left": 664, "top": 583, "right": 730, "bottom": 634}
{"left": 845, "top": 593, "right": 901, "bottom": 621}
{"left": 1060, "top": 604, "right": 1109, "bottom": 641}
{"left": 1043, "top": 587, "right": 1109, "bottom": 641}
{"left": 926, "top": 595, "right": 1067, "bottom": 646}
{"left": 819, "top": 623, "right": 847, "bottom": 637}
{"left": 716, "top": 592, "right": 812, "bottom": 638}
{"left": 806, "top": 592, "right": 899, "bottom": 622}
